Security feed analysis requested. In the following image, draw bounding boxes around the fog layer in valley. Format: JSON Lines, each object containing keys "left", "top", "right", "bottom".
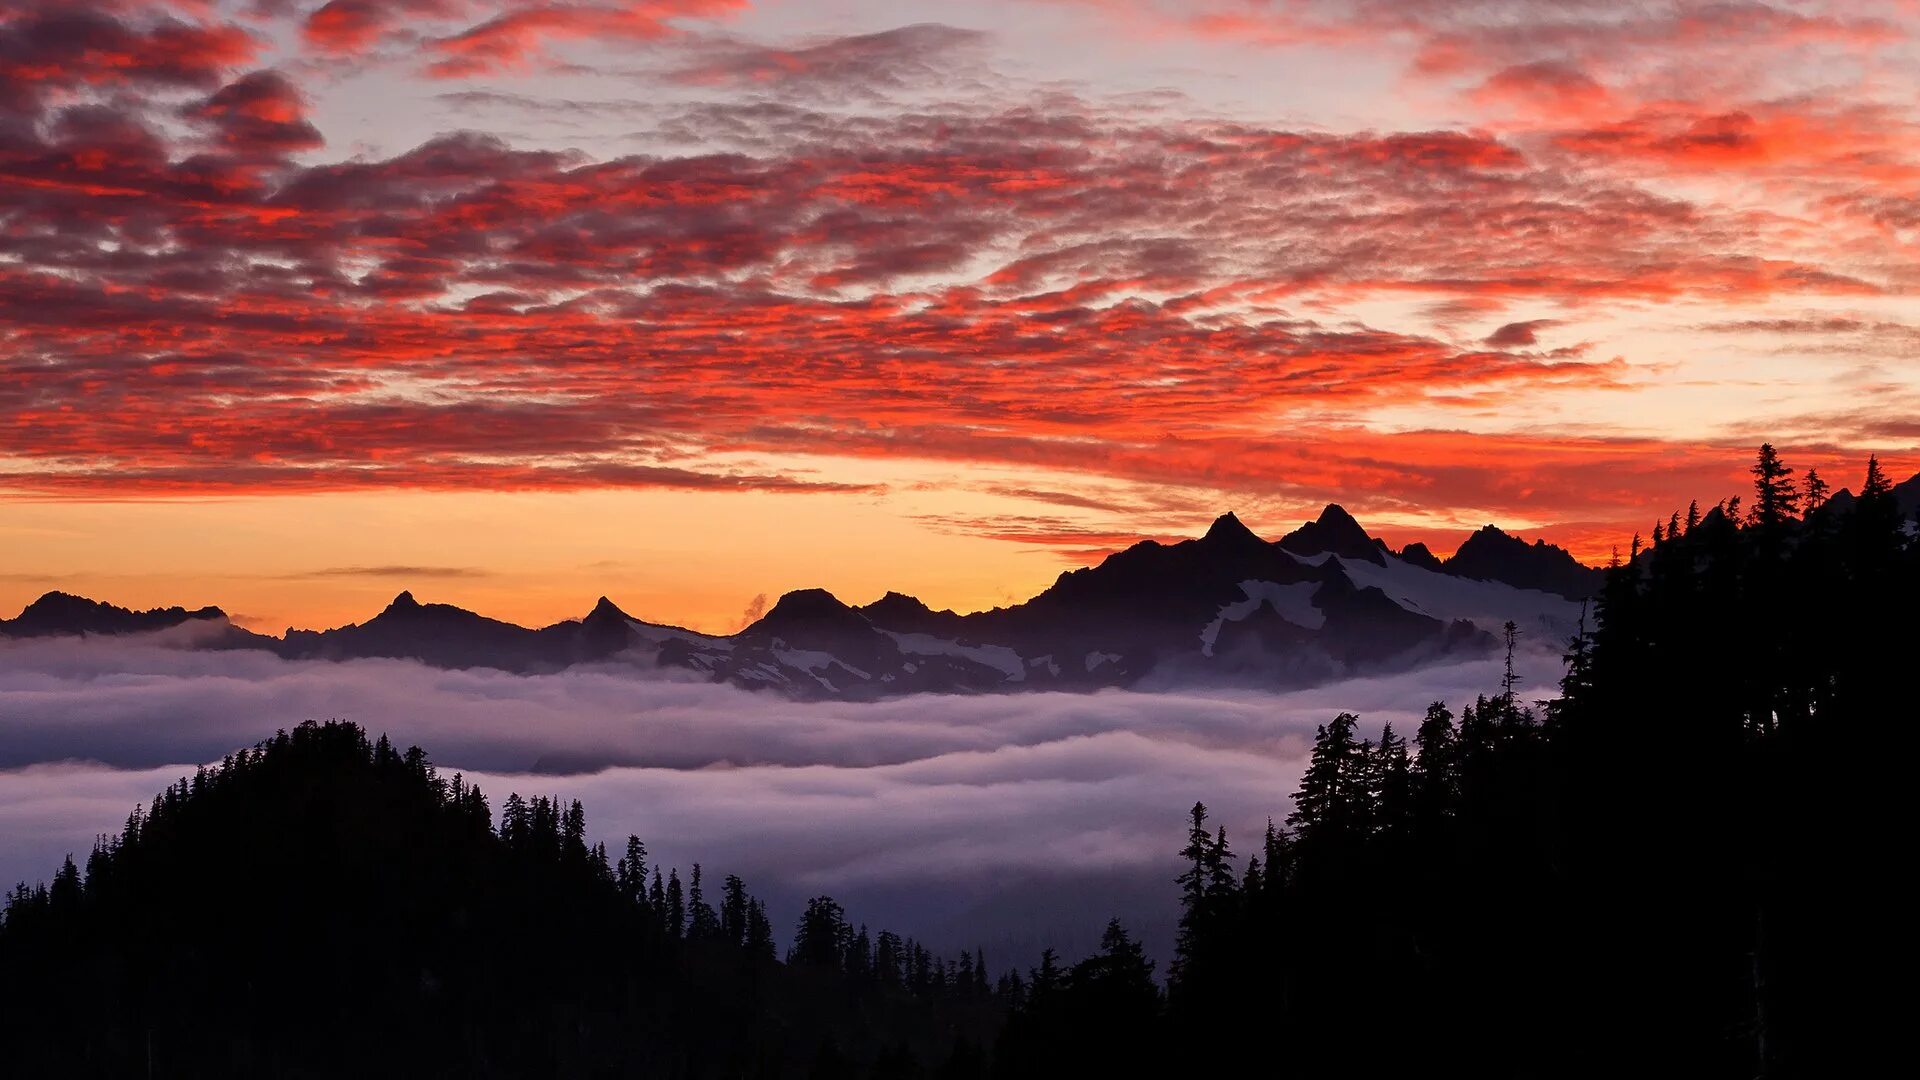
{"left": 0, "top": 632, "right": 1565, "bottom": 965}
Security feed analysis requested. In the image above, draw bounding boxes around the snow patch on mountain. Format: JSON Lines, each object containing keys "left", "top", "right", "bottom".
{"left": 771, "top": 647, "right": 870, "bottom": 682}
{"left": 1334, "top": 554, "right": 1582, "bottom": 640}
{"left": 883, "top": 632, "right": 1027, "bottom": 683}
{"left": 628, "top": 620, "right": 732, "bottom": 650}
{"left": 1200, "top": 580, "right": 1326, "bottom": 657}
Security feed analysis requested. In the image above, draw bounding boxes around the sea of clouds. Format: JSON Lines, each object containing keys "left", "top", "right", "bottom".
{"left": 0, "top": 632, "right": 1566, "bottom": 966}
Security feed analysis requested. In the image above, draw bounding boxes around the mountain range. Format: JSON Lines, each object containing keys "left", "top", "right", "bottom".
{"left": 0, "top": 506, "right": 1609, "bottom": 698}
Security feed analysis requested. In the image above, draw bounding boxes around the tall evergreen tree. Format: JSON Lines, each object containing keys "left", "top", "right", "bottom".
{"left": 1748, "top": 443, "right": 1799, "bottom": 529}
{"left": 720, "top": 873, "right": 749, "bottom": 947}
{"left": 687, "top": 863, "right": 720, "bottom": 940}
{"left": 744, "top": 899, "right": 776, "bottom": 962}
{"left": 792, "top": 897, "right": 851, "bottom": 969}
{"left": 617, "top": 835, "right": 648, "bottom": 906}
{"left": 665, "top": 868, "right": 685, "bottom": 939}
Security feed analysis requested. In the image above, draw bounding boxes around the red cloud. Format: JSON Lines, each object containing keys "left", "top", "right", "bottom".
{"left": 293, "top": 0, "right": 742, "bottom": 72}
{"left": 2, "top": 2, "right": 1916, "bottom": 550}
{"left": 0, "top": 5, "right": 254, "bottom": 111}
{"left": 1470, "top": 61, "right": 1617, "bottom": 120}
{"left": 1544, "top": 100, "right": 1920, "bottom": 188}
{"left": 301, "top": 0, "right": 467, "bottom": 55}
{"left": 668, "top": 23, "right": 989, "bottom": 96}
{"left": 183, "top": 70, "right": 324, "bottom": 154}
{"left": 424, "top": 0, "right": 746, "bottom": 78}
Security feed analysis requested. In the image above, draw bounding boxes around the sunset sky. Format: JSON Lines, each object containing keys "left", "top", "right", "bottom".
{"left": 4, "top": 0, "right": 1918, "bottom": 633}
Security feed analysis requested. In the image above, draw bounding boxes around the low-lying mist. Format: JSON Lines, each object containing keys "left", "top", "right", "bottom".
{"left": 0, "top": 632, "right": 1566, "bottom": 966}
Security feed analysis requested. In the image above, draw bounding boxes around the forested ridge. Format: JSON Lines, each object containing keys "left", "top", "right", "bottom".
{"left": 1, "top": 446, "right": 1906, "bottom": 1077}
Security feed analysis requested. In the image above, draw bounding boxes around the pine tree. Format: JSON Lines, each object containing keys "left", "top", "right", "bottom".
{"left": 1259, "top": 819, "right": 1292, "bottom": 894}
{"left": 1171, "top": 803, "right": 1235, "bottom": 990}
{"left": 561, "top": 800, "right": 587, "bottom": 862}
{"left": 1289, "top": 713, "right": 1368, "bottom": 849}
{"left": 1371, "top": 723, "right": 1412, "bottom": 840}
{"left": 720, "top": 873, "right": 749, "bottom": 947}
{"left": 616, "top": 836, "right": 648, "bottom": 906}
{"left": 1030, "top": 948, "right": 1063, "bottom": 1002}
{"left": 848, "top": 925, "right": 874, "bottom": 980}
{"left": 687, "top": 863, "right": 719, "bottom": 940}
{"left": 1175, "top": 802, "right": 1212, "bottom": 935}
{"left": 665, "top": 868, "right": 685, "bottom": 939}
{"left": 1206, "top": 827, "right": 1235, "bottom": 899}
{"left": 1749, "top": 443, "right": 1799, "bottom": 529}
{"left": 744, "top": 899, "right": 776, "bottom": 961}
{"left": 49, "top": 855, "right": 80, "bottom": 910}
{"left": 1803, "top": 468, "right": 1829, "bottom": 514}
{"left": 1411, "top": 700, "right": 1458, "bottom": 816}
{"left": 1072, "top": 919, "right": 1158, "bottom": 1016}
{"left": 792, "top": 896, "right": 850, "bottom": 969}
{"left": 500, "top": 793, "right": 528, "bottom": 848}
{"left": 875, "top": 930, "right": 904, "bottom": 987}
{"left": 1500, "top": 621, "right": 1522, "bottom": 710}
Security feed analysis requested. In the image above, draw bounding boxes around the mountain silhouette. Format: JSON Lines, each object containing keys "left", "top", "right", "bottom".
{"left": 0, "top": 502, "right": 1635, "bottom": 696}
{"left": 1278, "top": 504, "right": 1389, "bottom": 564}
{"left": 1444, "top": 525, "right": 1605, "bottom": 599}
{"left": 0, "top": 591, "right": 228, "bottom": 637}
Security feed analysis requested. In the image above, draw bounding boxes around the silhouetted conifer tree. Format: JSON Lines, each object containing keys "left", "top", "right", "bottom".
{"left": 665, "top": 868, "right": 685, "bottom": 939}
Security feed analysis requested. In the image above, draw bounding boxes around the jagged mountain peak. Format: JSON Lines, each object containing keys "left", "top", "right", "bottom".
{"left": 863, "top": 591, "right": 932, "bottom": 618}
{"left": 1278, "top": 503, "right": 1387, "bottom": 564}
{"left": 1202, "top": 511, "right": 1263, "bottom": 547}
{"left": 369, "top": 591, "right": 501, "bottom": 626}
{"left": 1398, "top": 541, "right": 1444, "bottom": 571}
{"left": 1318, "top": 503, "right": 1361, "bottom": 527}
{"left": 585, "top": 595, "right": 628, "bottom": 621}
{"left": 2, "top": 591, "right": 234, "bottom": 639}
{"left": 18, "top": 590, "right": 223, "bottom": 622}
{"left": 764, "top": 588, "right": 855, "bottom": 619}
{"left": 1445, "top": 526, "right": 1602, "bottom": 599}
{"left": 21, "top": 589, "right": 88, "bottom": 613}
{"left": 745, "top": 589, "right": 878, "bottom": 641}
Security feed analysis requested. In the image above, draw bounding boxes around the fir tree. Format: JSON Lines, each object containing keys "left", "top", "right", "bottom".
{"left": 665, "top": 868, "right": 685, "bottom": 939}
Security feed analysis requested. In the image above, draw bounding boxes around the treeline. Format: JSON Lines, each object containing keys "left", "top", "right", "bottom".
{"left": 993, "top": 445, "right": 1903, "bottom": 1077}
{"left": 0, "top": 722, "right": 1007, "bottom": 1076}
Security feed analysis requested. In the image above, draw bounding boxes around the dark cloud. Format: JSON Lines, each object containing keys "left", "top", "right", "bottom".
{"left": 291, "top": 565, "right": 494, "bottom": 579}
{"left": 1484, "top": 319, "right": 1559, "bottom": 347}
{"left": 182, "top": 69, "right": 324, "bottom": 154}
{"left": 667, "top": 23, "right": 992, "bottom": 100}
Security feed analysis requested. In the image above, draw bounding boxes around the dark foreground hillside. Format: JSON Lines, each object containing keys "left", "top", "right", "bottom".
{"left": 1127, "top": 447, "right": 1909, "bottom": 1079}
{"left": 0, "top": 722, "right": 1005, "bottom": 1078}
{"left": 1, "top": 446, "right": 1906, "bottom": 1078}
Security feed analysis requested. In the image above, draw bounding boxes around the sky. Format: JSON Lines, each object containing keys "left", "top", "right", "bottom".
{"left": 5, "top": 0, "right": 1920, "bottom": 633}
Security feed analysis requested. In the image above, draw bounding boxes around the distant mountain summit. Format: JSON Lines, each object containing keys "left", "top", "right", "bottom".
{"left": 1279, "top": 504, "right": 1389, "bottom": 564}
{"left": 1444, "top": 525, "right": 1605, "bottom": 600}
{"left": 1201, "top": 511, "right": 1269, "bottom": 552}
{"left": 16, "top": 464, "right": 1919, "bottom": 696}
{"left": 1, "top": 502, "right": 1614, "bottom": 698}
{"left": 1398, "top": 542, "right": 1445, "bottom": 572}
{"left": 0, "top": 591, "right": 227, "bottom": 637}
